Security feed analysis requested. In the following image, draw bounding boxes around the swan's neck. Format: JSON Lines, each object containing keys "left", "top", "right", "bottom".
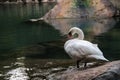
{"left": 74, "top": 30, "right": 84, "bottom": 40}
{"left": 77, "top": 33, "right": 84, "bottom": 40}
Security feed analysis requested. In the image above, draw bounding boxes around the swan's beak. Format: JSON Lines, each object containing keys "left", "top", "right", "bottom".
{"left": 63, "top": 34, "right": 73, "bottom": 39}
{"left": 63, "top": 32, "right": 73, "bottom": 39}
{"left": 67, "top": 32, "right": 73, "bottom": 39}
{"left": 67, "top": 34, "right": 73, "bottom": 39}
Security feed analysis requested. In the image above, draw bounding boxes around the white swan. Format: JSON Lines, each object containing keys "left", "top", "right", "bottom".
{"left": 64, "top": 27, "right": 109, "bottom": 68}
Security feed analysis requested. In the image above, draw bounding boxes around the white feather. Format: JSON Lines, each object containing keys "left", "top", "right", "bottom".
{"left": 64, "top": 27, "right": 108, "bottom": 63}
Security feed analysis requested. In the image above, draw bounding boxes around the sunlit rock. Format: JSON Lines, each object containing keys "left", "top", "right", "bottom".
{"left": 3, "top": 66, "right": 11, "bottom": 69}
{"left": 17, "top": 57, "right": 26, "bottom": 60}
{"left": 90, "top": 0, "right": 115, "bottom": 18}
{"left": 14, "top": 62, "right": 25, "bottom": 66}
{"left": 43, "top": 0, "right": 115, "bottom": 19}
{"left": 43, "top": 0, "right": 88, "bottom": 19}
{"left": 5, "top": 67, "right": 29, "bottom": 80}
{"left": 44, "top": 62, "right": 53, "bottom": 67}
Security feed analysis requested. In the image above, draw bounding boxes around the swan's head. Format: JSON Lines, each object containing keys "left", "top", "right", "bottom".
{"left": 68, "top": 27, "right": 84, "bottom": 40}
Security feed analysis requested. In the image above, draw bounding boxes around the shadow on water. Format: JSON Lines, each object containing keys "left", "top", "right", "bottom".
{"left": 0, "top": 3, "right": 120, "bottom": 80}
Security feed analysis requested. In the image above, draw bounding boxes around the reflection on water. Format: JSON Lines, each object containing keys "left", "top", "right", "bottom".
{"left": 45, "top": 18, "right": 116, "bottom": 40}
{"left": 46, "top": 18, "right": 120, "bottom": 61}
{"left": 0, "top": 3, "right": 120, "bottom": 80}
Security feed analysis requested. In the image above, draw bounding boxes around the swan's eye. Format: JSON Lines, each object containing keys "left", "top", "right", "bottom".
{"left": 68, "top": 32, "right": 72, "bottom": 37}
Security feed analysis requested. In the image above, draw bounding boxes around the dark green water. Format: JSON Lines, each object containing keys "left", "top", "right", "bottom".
{"left": 0, "top": 3, "right": 63, "bottom": 59}
{"left": 0, "top": 3, "right": 120, "bottom": 80}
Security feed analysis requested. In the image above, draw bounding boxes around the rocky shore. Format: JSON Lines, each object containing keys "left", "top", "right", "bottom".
{"left": 48, "top": 60, "right": 120, "bottom": 80}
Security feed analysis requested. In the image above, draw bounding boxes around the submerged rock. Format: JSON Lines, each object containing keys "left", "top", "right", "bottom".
{"left": 48, "top": 61, "right": 120, "bottom": 80}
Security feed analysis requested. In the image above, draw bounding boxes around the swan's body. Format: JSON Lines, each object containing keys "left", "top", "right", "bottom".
{"left": 64, "top": 27, "right": 108, "bottom": 68}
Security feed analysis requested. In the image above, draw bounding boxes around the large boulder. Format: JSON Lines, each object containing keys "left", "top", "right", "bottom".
{"left": 48, "top": 61, "right": 120, "bottom": 80}
{"left": 43, "top": 0, "right": 115, "bottom": 19}
{"left": 90, "top": 0, "right": 115, "bottom": 18}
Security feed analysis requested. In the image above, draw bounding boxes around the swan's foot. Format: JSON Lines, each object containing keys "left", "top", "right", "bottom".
{"left": 76, "top": 60, "right": 87, "bottom": 69}
{"left": 77, "top": 60, "right": 80, "bottom": 68}
{"left": 84, "top": 62, "right": 87, "bottom": 68}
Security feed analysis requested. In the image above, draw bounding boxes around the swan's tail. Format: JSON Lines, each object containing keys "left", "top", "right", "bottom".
{"left": 98, "top": 56, "right": 109, "bottom": 62}
{"left": 93, "top": 55, "right": 109, "bottom": 62}
{"left": 102, "top": 58, "right": 109, "bottom": 62}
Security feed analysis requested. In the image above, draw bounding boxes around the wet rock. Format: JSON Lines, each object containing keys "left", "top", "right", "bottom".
{"left": 5, "top": 67, "right": 29, "bottom": 80}
{"left": 43, "top": 0, "right": 116, "bottom": 19}
{"left": 92, "top": 63, "right": 120, "bottom": 80}
{"left": 48, "top": 61, "right": 120, "bottom": 80}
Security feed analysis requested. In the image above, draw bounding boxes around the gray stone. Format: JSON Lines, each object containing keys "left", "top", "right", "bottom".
{"left": 92, "top": 63, "right": 120, "bottom": 80}
{"left": 48, "top": 61, "right": 120, "bottom": 80}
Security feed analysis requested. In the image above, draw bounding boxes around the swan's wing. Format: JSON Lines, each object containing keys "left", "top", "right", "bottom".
{"left": 93, "top": 44, "right": 98, "bottom": 47}
{"left": 72, "top": 40, "right": 103, "bottom": 56}
{"left": 64, "top": 40, "right": 100, "bottom": 55}
{"left": 64, "top": 39, "right": 108, "bottom": 61}
{"left": 74, "top": 41, "right": 108, "bottom": 61}
{"left": 64, "top": 39, "right": 86, "bottom": 59}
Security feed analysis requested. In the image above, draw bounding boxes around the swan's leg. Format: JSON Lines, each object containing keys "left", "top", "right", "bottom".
{"left": 77, "top": 60, "right": 87, "bottom": 68}
{"left": 84, "top": 62, "right": 87, "bottom": 68}
{"left": 77, "top": 60, "right": 80, "bottom": 68}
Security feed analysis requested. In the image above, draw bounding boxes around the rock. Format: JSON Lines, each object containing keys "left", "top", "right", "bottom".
{"left": 90, "top": 0, "right": 115, "bottom": 18}
{"left": 110, "top": 0, "right": 120, "bottom": 9}
{"left": 43, "top": 0, "right": 88, "bottom": 19}
{"left": 92, "top": 62, "right": 120, "bottom": 80}
{"left": 43, "top": 0, "right": 116, "bottom": 19}
{"left": 48, "top": 61, "right": 120, "bottom": 80}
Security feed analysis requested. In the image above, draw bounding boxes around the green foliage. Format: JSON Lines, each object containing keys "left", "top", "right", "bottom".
{"left": 83, "top": 0, "right": 91, "bottom": 7}
{"left": 71, "top": 0, "right": 90, "bottom": 8}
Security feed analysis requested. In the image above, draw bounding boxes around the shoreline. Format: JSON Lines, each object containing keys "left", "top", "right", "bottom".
{"left": 0, "top": 0, "right": 57, "bottom": 4}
